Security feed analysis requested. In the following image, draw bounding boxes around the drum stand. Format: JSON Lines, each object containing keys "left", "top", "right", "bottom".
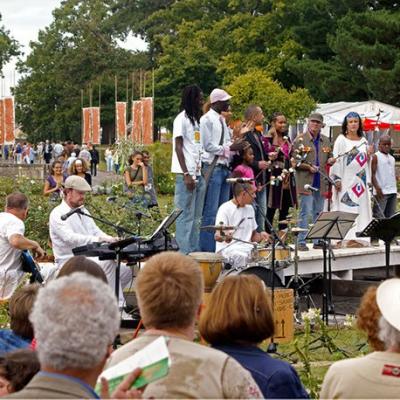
{"left": 286, "top": 230, "right": 315, "bottom": 322}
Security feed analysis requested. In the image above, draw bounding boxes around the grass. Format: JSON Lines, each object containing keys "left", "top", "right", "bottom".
{"left": 260, "top": 323, "right": 369, "bottom": 397}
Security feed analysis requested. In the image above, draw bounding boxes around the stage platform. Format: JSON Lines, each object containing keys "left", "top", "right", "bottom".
{"left": 283, "top": 243, "right": 400, "bottom": 280}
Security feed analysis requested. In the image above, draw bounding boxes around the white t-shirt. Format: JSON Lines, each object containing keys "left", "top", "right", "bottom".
{"left": 0, "top": 212, "right": 25, "bottom": 298}
{"left": 171, "top": 111, "right": 202, "bottom": 176}
{"left": 375, "top": 151, "right": 397, "bottom": 195}
{"left": 215, "top": 201, "right": 257, "bottom": 253}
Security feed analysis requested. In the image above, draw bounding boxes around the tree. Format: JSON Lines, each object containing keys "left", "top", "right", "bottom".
{"left": 227, "top": 69, "right": 316, "bottom": 123}
{"left": 0, "top": 13, "right": 19, "bottom": 73}
{"left": 15, "top": 0, "right": 150, "bottom": 142}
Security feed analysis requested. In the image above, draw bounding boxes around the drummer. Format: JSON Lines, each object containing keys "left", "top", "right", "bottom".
{"left": 215, "top": 182, "right": 270, "bottom": 269}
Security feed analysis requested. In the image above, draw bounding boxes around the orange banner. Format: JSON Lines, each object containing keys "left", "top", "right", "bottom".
{"left": 82, "top": 107, "right": 101, "bottom": 144}
{"left": 82, "top": 108, "right": 91, "bottom": 144}
{"left": 116, "top": 102, "right": 127, "bottom": 140}
{"left": 91, "top": 107, "right": 100, "bottom": 145}
{"left": 0, "top": 100, "right": 4, "bottom": 145}
{"left": 131, "top": 101, "right": 142, "bottom": 143}
{"left": 141, "top": 97, "right": 153, "bottom": 145}
{"left": 4, "top": 97, "right": 15, "bottom": 143}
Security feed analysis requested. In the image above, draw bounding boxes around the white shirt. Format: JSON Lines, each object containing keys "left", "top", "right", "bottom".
{"left": 49, "top": 200, "right": 110, "bottom": 266}
{"left": 375, "top": 151, "right": 397, "bottom": 195}
{"left": 0, "top": 212, "right": 25, "bottom": 299}
{"left": 200, "top": 108, "right": 231, "bottom": 165}
{"left": 79, "top": 149, "right": 92, "bottom": 162}
{"left": 215, "top": 201, "right": 257, "bottom": 253}
{"left": 53, "top": 143, "right": 64, "bottom": 156}
{"left": 0, "top": 212, "right": 25, "bottom": 275}
{"left": 171, "top": 111, "right": 202, "bottom": 176}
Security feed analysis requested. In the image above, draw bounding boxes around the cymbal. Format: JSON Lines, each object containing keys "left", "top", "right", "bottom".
{"left": 200, "top": 225, "right": 236, "bottom": 232}
{"left": 289, "top": 227, "right": 308, "bottom": 233}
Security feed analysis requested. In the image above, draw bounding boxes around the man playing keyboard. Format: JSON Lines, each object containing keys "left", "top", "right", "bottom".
{"left": 49, "top": 176, "right": 132, "bottom": 307}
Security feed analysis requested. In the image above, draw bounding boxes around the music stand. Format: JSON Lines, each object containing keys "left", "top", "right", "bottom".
{"left": 306, "top": 211, "right": 357, "bottom": 324}
{"left": 357, "top": 212, "right": 400, "bottom": 279}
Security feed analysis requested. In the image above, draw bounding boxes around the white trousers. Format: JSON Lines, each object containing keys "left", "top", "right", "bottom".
{"left": 89, "top": 258, "right": 133, "bottom": 307}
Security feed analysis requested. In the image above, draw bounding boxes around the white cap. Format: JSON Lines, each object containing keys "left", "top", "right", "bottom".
{"left": 210, "top": 88, "right": 232, "bottom": 104}
{"left": 377, "top": 278, "right": 400, "bottom": 331}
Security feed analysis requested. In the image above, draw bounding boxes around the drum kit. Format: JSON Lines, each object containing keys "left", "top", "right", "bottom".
{"left": 196, "top": 220, "right": 310, "bottom": 304}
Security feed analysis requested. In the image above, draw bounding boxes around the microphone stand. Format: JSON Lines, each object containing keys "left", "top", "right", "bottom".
{"left": 75, "top": 209, "right": 139, "bottom": 311}
{"left": 241, "top": 184, "right": 285, "bottom": 353}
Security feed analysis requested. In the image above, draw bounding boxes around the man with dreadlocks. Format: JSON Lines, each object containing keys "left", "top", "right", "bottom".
{"left": 171, "top": 85, "right": 206, "bottom": 254}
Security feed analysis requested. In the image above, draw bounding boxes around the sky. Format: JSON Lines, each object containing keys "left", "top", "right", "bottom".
{"left": 0, "top": 0, "right": 147, "bottom": 96}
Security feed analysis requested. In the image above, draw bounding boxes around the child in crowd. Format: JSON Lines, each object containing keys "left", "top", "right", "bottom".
{"left": 371, "top": 135, "right": 398, "bottom": 245}
{"left": 232, "top": 144, "right": 257, "bottom": 190}
{"left": 0, "top": 349, "right": 40, "bottom": 396}
{"left": 0, "top": 285, "right": 39, "bottom": 355}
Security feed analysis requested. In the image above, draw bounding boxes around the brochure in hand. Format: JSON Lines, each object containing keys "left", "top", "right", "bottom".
{"left": 96, "top": 336, "right": 170, "bottom": 394}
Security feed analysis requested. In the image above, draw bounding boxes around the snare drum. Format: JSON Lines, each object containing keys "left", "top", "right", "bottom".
{"left": 254, "top": 245, "right": 291, "bottom": 262}
{"left": 189, "top": 252, "right": 224, "bottom": 292}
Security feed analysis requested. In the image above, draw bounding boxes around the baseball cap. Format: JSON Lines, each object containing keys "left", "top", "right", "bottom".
{"left": 210, "top": 88, "right": 232, "bottom": 104}
{"left": 377, "top": 278, "right": 400, "bottom": 331}
{"left": 63, "top": 175, "right": 92, "bottom": 192}
{"left": 308, "top": 112, "right": 324, "bottom": 123}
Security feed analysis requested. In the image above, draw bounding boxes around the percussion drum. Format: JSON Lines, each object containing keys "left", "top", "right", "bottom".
{"left": 189, "top": 252, "right": 224, "bottom": 292}
{"left": 224, "top": 265, "right": 284, "bottom": 288}
{"left": 254, "top": 245, "right": 291, "bottom": 263}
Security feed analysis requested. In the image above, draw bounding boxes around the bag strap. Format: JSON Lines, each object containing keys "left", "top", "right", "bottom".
{"left": 203, "top": 118, "right": 225, "bottom": 185}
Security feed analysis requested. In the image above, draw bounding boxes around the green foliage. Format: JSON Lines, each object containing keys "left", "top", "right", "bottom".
{"left": 146, "top": 142, "right": 174, "bottom": 195}
{"left": 14, "top": 0, "right": 150, "bottom": 143}
{"left": 227, "top": 69, "right": 316, "bottom": 122}
{"left": 0, "top": 14, "right": 19, "bottom": 72}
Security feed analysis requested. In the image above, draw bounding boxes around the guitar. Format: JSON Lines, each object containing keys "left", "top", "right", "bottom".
{"left": 21, "top": 250, "right": 44, "bottom": 284}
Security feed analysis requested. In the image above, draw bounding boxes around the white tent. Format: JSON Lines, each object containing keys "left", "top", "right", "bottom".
{"left": 315, "top": 100, "right": 400, "bottom": 127}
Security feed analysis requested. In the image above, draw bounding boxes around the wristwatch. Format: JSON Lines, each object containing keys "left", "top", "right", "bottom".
{"left": 183, "top": 172, "right": 190, "bottom": 176}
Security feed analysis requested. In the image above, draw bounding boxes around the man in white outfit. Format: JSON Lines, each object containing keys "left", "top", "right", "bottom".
{"left": 215, "top": 182, "right": 269, "bottom": 269}
{"left": 49, "top": 176, "right": 132, "bottom": 306}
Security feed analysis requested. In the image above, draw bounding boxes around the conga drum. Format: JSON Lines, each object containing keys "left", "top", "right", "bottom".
{"left": 189, "top": 252, "right": 224, "bottom": 293}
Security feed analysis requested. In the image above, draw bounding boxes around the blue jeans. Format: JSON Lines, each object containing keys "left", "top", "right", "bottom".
{"left": 200, "top": 164, "right": 231, "bottom": 252}
{"left": 106, "top": 156, "right": 113, "bottom": 172}
{"left": 254, "top": 187, "right": 266, "bottom": 232}
{"left": 298, "top": 192, "right": 325, "bottom": 245}
{"left": 174, "top": 175, "right": 206, "bottom": 254}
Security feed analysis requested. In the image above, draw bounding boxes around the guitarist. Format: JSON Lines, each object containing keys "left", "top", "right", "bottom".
{"left": 0, "top": 193, "right": 46, "bottom": 299}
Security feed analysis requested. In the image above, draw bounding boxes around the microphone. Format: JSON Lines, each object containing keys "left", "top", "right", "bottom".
{"left": 304, "top": 184, "right": 319, "bottom": 192}
{"left": 226, "top": 177, "right": 255, "bottom": 183}
{"left": 61, "top": 207, "right": 83, "bottom": 221}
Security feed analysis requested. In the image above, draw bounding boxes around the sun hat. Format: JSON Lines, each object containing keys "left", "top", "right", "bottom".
{"left": 210, "top": 88, "right": 232, "bottom": 104}
{"left": 63, "top": 175, "right": 91, "bottom": 192}
{"left": 376, "top": 278, "right": 400, "bottom": 331}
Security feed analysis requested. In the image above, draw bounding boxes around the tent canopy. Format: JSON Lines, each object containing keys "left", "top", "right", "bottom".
{"left": 315, "top": 100, "right": 400, "bottom": 127}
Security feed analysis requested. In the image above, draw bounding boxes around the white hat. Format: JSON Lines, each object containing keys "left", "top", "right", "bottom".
{"left": 63, "top": 175, "right": 91, "bottom": 192}
{"left": 377, "top": 278, "right": 400, "bottom": 331}
{"left": 210, "top": 88, "right": 232, "bottom": 104}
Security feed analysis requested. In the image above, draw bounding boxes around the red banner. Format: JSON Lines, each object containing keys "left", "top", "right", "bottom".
{"left": 394, "top": 124, "right": 400, "bottom": 132}
{"left": 82, "top": 108, "right": 91, "bottom": 144}
{"left": 0, "top": 100, "right": 4, "bottom": 145}
{"left": 116, "top": 102, "right": 127, "bottom": 140}
{"left": 131, "top": 101, "right": 142, "bottom": 143}
{"left": 141, "top": 97, "right": 153, "bottom": 145}
{"left": 4, "top": 97, "right": 15, "bottom": 143}
{"left": 363, "top": 118, "right": 392, "bottom": 131}
{"left": 82, "top": 107, "right": 101, "bottom": 144}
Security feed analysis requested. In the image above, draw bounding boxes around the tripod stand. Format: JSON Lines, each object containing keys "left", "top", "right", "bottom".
{"left": 286, "top": 228, "right": 316, "bottom": 322}
{"left": 306, "top": 211, "right": 356, "bottom": 324}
